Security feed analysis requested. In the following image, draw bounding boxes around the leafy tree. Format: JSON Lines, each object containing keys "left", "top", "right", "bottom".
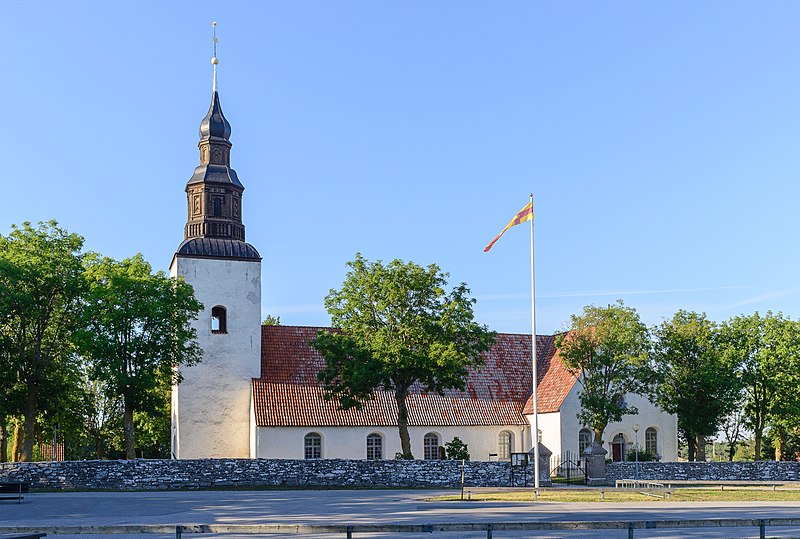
{"left": 445, "top": 436, "right": 470, "bottom": 460}
{"left": 262, "top": 315, "right": 281, "bottom": 326}
{"left": 75, "top": 254, "right": 202, "bottom": 459}
{"left": 651, "top": 311, "right": 741, "bottom": 461}
{"left": 0, "top": 221, "right": 85, "bottom": 461}
{"left": 721, "top": 405, "right": 746, "bottom": 462}
{"left": 312, "top": 254, "right": 495, "bottom": 459}
{"left": 720, "top": 312, "right": 800, "bottom": 460}
{"left": 556, "top": 300, "right": 650, "bottom": 446}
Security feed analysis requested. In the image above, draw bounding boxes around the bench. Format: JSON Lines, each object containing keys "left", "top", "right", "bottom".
{"left": 0, "top": 482, "right": 30, "bottom": 503}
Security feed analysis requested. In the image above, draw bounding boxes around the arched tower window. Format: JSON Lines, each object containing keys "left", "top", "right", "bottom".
{"left": 423, "top": 433, "right": 440, "bottom": 460}
{"left": 211, "top": 306, "right": 227, "bottom": 334}
{"left": 578, "top": 428, "right": 592, "bottom": 455}
{"left": 498, "top": 431, "right": 513, "bottom": 460}
{"left": 304, "top": 432, "right": 322, "bottom": 459}
{"left": 366, "top": 433, "right": 383, "bottom": 460}
{"left": 645, "top": 427, "right": 658, "bottom": 455}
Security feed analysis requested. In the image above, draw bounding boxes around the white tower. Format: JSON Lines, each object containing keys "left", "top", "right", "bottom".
{"left": 171, "top": 29, "right": 261, "bottom": 458}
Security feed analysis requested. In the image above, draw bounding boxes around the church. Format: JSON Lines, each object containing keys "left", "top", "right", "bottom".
{"left": 169, "top": 53, "right": 678, "bottom": 465}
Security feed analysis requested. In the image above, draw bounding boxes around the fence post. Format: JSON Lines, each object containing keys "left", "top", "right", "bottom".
{"left": 175, "top": 525, "right": 182, "bottom": 539}
{"left": 346, "top": 525, "right": 353, "bottom": 538}
{"left": 628, "top": 521, "right": 634, "bottom": 539}
{"left": 486, "top": 522, "right": 493, "bottom": 539}
{"left": 759, "top": 519, "right": 765, "bottom": 539}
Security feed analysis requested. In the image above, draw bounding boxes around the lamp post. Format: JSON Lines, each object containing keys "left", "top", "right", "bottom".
{"left": 632, "top": 423, "right": 640, "bottom": 482}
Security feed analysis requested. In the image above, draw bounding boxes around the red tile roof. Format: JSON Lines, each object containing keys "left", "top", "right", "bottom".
{"left": 253, "top": 325, "right": 578, "bottom": 427}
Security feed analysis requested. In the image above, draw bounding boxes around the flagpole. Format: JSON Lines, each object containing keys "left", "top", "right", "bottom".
{"left": 529, "top": 192, "right": 540, "bottom": 490}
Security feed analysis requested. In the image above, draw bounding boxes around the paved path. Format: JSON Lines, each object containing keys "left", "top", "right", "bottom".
{"left": 2, "top": 489, "right": 800, "bottom": 538}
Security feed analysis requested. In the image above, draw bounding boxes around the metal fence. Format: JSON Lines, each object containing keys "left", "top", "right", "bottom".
{"left": 2, "top": 518, "right": 795, "bottom": 539}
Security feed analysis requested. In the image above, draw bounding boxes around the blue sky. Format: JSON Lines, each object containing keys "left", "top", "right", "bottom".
{"left": 4, "top": 2, "right": 799, "bottom": 334}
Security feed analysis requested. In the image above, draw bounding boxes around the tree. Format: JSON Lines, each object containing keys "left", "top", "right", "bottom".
{"left": 0, "top": 221, "right": 85, "bottom": 461}
{"left": 75, "top": 254, "right": 203, "bottom": 459}
{"left": 651, "top": 311, "right": 741, "bottom": 461}
{"left": 311, "top": 254, "right": 495, "bottom": 459}
{"left": 720, "top": 312, "right": 800, "bottom": 460}
{"left": 556, "top": 300, "right": 650, "bottom": 446}
{"left": 262, "top": 315, "right": 281, "bottom": 326}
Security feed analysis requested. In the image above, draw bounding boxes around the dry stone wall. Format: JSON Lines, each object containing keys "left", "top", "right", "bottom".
{"left": 0, "top": 459, "right": 536, "bottom": 490}
{"left": 607, "top": 461, "right": 800, "bottom": 483}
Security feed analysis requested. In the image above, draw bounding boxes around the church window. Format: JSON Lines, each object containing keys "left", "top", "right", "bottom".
{"left": 423, "top": 433, "right": 439, "bottom": 460}
{"left": 366, "top": 433, "right": 383, "bottom": 460}
{"left": 211, "top": 306, "right": 227, "bottom": 334}
{"left": 498, "top": 431, "right": 513, "bottom": 460}
{"left": 645, "top": 427, "right": 658, "bottom": 455}
{"left": 579, "top": 428, "right": 592, "bottom": 455}
{"left": 304, "top": 432, "right": 322, "bottom": 459}
{"left": 212, "top": 197, "right": 222, "bottom": 217}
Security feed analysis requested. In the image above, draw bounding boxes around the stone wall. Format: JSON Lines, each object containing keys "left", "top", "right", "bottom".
{"left": 607, "top": 461, "right": 800, "bottom": 483}
{"left": 0, "top": 458, "right": 541, "bottom": 491}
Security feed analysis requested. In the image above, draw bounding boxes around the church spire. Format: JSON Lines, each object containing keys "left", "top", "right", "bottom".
{"left": 182, "top": 22, "right": 248, "bottom": 245}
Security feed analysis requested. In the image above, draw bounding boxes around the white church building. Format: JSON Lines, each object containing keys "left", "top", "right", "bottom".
{"left": 170, "top": 57, "right": 678, "bottom": 465}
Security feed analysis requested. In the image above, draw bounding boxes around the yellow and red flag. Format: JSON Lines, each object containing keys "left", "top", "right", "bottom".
{"left": 483, "top": 201, "right": 533, "bottom": 252}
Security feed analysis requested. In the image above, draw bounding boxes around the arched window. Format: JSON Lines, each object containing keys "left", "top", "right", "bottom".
{"left": 645, "top": 427, "right": 658, "bottom": 455}
{"left": 498, "top": 431, "right": 513, "bottom": 460}
{"left": 423, "top": 433, "right": 440, "bottom": 460}
{"left": 211, "top": 306, "right": 227, "bottom": 334}
{"left": 304, "top": 432, "right": 322, "bottom": 459}
{"left": 578, "top": 428, "right": 592, "bottom": 455}
{"left": 366, "top": 433, "right": 383, "bottom": 460}
{"left": 611, "top": 433, "right": 626, "bottom": 462}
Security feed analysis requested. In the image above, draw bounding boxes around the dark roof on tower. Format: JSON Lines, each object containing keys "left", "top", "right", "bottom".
{"left": 252, "top": 325, "right": 579, "bottom": 428}
{"left": 176, "top": 237, "right": 261, "bottom": 260}
{"left": 199, "top": 91, "right": 232, "bottom": 142}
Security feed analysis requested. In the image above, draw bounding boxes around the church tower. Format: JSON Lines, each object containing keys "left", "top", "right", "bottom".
{"left": 171, "top": 25, "right": 261, "bottom": 459}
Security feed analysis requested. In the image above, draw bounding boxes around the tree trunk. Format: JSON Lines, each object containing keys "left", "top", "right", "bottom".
{"left": 754, "top": 428, "right": 763, "bottom": 461}
{"left": 686, "top": 433, "right": 696, "bottom": 461}
{"left": 775, "top": 432, "right": 784, "bottom": 461}
{"left": 0, "top": 421, "right": 7, "bottom": 463}
{"left": 395, "top": 388, "right": 413, "bottom": 459}
{"left": 20, "top": 381, "right": 38, "bottom": 462}
{"left": 593, "top": 425, "right": 604, "bottom": 446}
{"left": 695, "top": 434, "right": 706, "bottom": 462}
{"left": 11, "top": 420, "right": 22, "bottom": 462}
{"left": 123, "top": 398, "right": 136, "bottom": 460}
{"left": 727, "top": 442, "right": 736, "bottom": 461}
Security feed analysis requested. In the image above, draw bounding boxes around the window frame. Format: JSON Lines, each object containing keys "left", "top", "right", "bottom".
{"left": 211, "top": 305, "right": 228, "bottom": 334}
{"left": 304, "top": 432, "right": 322, "bottom": 459}
{"left": 366, "top": 433, "right": 383, "bottom": 460}
{"left": 423, "top": 432, "right": 440, "bottom": 460}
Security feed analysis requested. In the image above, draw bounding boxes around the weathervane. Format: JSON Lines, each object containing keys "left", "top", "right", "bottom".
{"left": 212, "top": 21, "right": 219, "bottom": 93}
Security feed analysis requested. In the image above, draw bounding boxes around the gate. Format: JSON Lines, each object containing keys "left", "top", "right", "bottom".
{"left": 550, "top": 451, "right": 587, "bottom": 484}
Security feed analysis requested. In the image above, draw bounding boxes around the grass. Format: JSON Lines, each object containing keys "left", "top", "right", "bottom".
{"left": 431, "top": 487, "right": 800, "bottom": 503}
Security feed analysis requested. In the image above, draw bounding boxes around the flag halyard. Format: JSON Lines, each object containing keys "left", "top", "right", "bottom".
{"left": 483, "top": 201, "right": 534, "bottom": 252}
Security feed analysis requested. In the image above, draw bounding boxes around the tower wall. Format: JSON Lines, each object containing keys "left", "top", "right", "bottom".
{"left": 171, "top": 255, "right": 261, "bottom": 459}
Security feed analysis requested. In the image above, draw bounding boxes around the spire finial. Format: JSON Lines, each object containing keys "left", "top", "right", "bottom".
{"left": 211, "top": 21, "right": 219, "bottom": 93}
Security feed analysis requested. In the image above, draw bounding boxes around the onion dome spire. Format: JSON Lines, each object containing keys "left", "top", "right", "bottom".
{"left": 179, "top": 20, "right": 259, "bottom": 261}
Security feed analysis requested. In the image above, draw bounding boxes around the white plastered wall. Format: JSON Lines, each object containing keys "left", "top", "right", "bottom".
{"left": 255, "top": 425, "right": 528, "bottom": 461}
{"left": 171, "top": 256, "right": 261, "bottom": 459}
{"left": 545, "top": 386, "right": 678, "bottom": 462}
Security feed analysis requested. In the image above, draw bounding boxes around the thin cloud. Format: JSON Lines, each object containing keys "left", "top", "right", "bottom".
{"left": 477, "top": 285, "right": 751, "bottom": 302}
{"left": 724, "top": 288, "right": 800, "bottom": 310}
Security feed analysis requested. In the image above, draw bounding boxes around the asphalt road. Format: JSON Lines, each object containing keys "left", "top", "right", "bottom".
{"left": 2, "top": 489, "right": 800, "bottom": 538}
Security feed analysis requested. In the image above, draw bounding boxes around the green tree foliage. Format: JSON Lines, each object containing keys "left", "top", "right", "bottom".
{"left": 262, "top": 315, "right": 281, "bottom": 326}
{"left": 311, "top": 254, "right": 495, "bottom": 459}
{"left": 0, "top": 221, "right": 85, "bottom": 461}
{"left": 721, "top": 312, "right": 800, "bottom": 460}
{"left": 556, "top": 300, "right": 650, "bottom": 446}
{"left": 651, "top": 311, "right": 741, "bottom": 461}
{"left": 75, "top": 254, "right": 202, "bottom": 459}
{"left": 445, "top": 436, "right": 470, "bottom": 460}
